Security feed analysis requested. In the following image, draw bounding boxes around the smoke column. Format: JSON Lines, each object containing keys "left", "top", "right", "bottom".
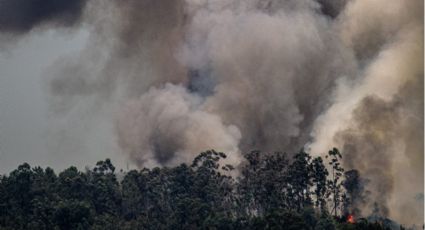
{"left": 46, "top": 0, "right": 357, "bottom": 168}
{"left": 0, "top": 0, "right": 422, "bottom": 226}
{"left": 309, "top": 0, "right": 423, "bottom": 225}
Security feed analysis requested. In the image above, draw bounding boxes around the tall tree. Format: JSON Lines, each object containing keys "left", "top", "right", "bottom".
{"left": 311, "top": 156, "right": 328, "bottom": 212}
{"left": 326, "top": 148, "right": 345, "bottom": 216}
{"left": 287, "top": 150, "right": 313, "bottom": 212}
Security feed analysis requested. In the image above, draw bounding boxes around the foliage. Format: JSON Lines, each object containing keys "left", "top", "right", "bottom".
{"left": 326, "top": 148, "right": 345, "bottom": 216}
{"left": 0, "top": 149, "right": 400, "bottom": 230}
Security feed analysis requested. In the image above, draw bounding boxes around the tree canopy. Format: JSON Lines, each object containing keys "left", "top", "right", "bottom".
{"left": 0, "top": 149, "right": 401, "bottom": 230}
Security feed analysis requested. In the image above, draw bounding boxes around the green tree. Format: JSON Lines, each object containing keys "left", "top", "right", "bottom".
{"left": 89, "top": 159, "right": 122, "bottom": 229}
{"left": 53, "top": 200, "right": 93, "bottom": 230}
{"left": 311, "top": 156, "right": 328, "bottom": 212}
{"left": 326, "top": 148, "right": 344, "bottom": 216}
{"left": 0, "top": 147, "right": 392, "bottom": 230}
{"left": 316, "top": 212, "right": 336, "bottom": 230}
{"left": 191, "top": 150, "right": 236, "bottom": 225}
{"left": 238, "top": 151, "right": 290, "bottom": 217}
{"left": 287, "top": 150, "right": 314, "bottom": 212}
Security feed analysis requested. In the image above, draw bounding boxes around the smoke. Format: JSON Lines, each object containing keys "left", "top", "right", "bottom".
{"left": 112, "top": 0, "right": 355, "bottom": 165}
{"left": 316, "top": 0, "right": 349, "bottom": 18}
{"left": 179, "top": 0, "right": 355, "bottom": 154}
{"left": 46, "top": 0, "right": 356, "bottom": 167}
{"left": 116, "top": 84, "right": 241, "bottom": 167}
{"left": 310, "top": 0, "right": 423, "bottom": 225}
{"left": 343, "top": 169, "right": 369, "bottom": 217}
{"left": 336, "top": 96, "right": 403, "bottom": 217}
{"left": 1, "top": 0, "right": 421, "bottom": 225}
{"left": 0, "top": 0, "right": 88, "bottom": 35}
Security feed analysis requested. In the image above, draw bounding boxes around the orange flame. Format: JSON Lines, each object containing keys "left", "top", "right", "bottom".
{"left": 347, "top": 214, "right": 355, "bottom": 224}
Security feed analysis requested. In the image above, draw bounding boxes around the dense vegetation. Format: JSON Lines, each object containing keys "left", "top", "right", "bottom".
{"left": 0, "top": 148, "right": 402, "bottom": 229}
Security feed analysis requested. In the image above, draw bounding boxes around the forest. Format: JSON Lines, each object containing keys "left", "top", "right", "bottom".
{"left": 0, "top": 148, "right": 409, "bottom": 230}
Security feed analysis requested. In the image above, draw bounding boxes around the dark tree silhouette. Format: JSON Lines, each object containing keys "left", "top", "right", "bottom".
{"left": 0, "top": 149, "right": 400, "bottom": 230}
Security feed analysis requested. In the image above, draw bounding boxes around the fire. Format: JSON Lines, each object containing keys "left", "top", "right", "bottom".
{"left": 347, "top": 214, "right": 355, "bottom": 224}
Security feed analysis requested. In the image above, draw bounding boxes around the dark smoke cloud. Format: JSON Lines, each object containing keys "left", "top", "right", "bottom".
{"left": 343, "top": 169, "right": 369, "bottom": 216}
{"left": 315, "top": 0, "right": 349, "bottom": 18}
{"left": 0, "top": 0, "right": 89, "bottom": 34}
{"left": 336, "top": 96, "right": 401, "bottom": 217}
{"left": 336, "top": 76, "right": 424, "bottom": 221}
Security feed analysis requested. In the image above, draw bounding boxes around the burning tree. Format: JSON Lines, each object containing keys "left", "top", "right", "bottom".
{"left": 343, "top": 169, "right": 368, "bottom": 217}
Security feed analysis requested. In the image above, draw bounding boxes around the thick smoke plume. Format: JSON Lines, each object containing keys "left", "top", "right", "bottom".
{"left": 310, "top": 0, "right": 423, "bottom": 225}
{"left": 180, "top": 0, "right": 356, "bottom": 154}
{"left": 116, "top": 84, "right": 241, "bottom": 167}
{"left": 0, "top": 0, "right": 88, "bottom": 35}
{"left": 1, "top": 0, "right": 421, "bottom": 226}
{"left": 47, "top": 0, "right": 356, "bottom": 167}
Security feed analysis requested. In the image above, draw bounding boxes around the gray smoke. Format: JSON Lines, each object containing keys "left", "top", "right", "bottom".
{"left": 316, "top": 0, "right": 349, "bottom": 18}
{"left": 1, "top": 0, "right": 421, "bottom": 225}
{"left": 179, "top": 0, "right": 356, "bottom": 154}
{"left": 48, "top": 0, "right": 356, "bottom": 167}
{"left": 336, "top": 96, "right": 403, "bottom": 217}
{"left": 343, "top": 169, "right": 369, "bottom": 217}
{"left": 310, "top": 0, "right": 423, "bottom": 225}
{"left": 116, "top": 84, "right": 241, "bottom": 167}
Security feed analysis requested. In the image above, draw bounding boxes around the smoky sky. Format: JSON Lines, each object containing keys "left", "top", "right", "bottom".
{"left": 0, "top": 0, "right": 88, "bottom": 34}
{"left": 0, "top": 0, "right": 422, "bottom": 226}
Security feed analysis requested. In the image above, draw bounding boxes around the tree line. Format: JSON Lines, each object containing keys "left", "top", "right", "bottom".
{"left": 0, "top": 148, "right": 401, "bottom": 229}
